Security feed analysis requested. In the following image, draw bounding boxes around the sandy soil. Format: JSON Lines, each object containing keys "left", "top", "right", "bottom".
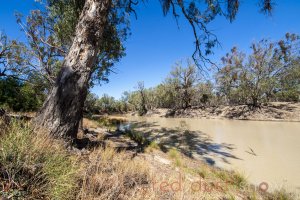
{"left": 142, "top": 102, "right": 300, "bottom": 122}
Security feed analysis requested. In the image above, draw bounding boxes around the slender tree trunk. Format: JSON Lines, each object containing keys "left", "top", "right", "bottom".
{"left": 34, "top": 0, "right": 111, "bottom": 139}
{"left": 139, "top": 91, "right": 147, "bottom": 116}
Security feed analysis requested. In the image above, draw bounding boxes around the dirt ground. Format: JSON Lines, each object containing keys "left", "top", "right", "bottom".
{"left": 143, "top": 102, "right": 300, "bottom": 122}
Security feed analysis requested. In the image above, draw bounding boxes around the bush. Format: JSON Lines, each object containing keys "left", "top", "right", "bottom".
{"left": 0, "top": 78, "right": 45, "bottom": 112}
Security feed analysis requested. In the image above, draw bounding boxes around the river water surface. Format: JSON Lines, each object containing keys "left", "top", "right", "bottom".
{"left": 121, "top": 115, "right": 300, "bottom": 193}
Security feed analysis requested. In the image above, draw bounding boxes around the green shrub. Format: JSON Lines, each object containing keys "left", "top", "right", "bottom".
{"left": 0, "top": 77, "right": 45, "bottom": 112}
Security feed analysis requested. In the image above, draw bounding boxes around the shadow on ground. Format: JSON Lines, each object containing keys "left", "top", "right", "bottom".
{"left": 74, "top": 119, "right": 241, "bottom": 166}
{"left": 125, "top": 120, "right": 241, "bottom": 166}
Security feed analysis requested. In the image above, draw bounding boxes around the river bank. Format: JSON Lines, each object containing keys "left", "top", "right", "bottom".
{"left": 83, "top": 116, "right": 300, "bottom": 199}
{"left": 137, "top": 102, "right": 300, "bottom": 122}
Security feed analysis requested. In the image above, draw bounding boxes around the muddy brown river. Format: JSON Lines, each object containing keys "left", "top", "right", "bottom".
{"left": 121, "top": 115, "right": 300, "bottom": 193}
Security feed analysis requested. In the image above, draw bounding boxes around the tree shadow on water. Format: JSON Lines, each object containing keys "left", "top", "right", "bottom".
{"left": 74, "top": 119, "right": 242, "bottom": 166}
{"left": 130, "top": 121, "right": 242, "bottom": 166}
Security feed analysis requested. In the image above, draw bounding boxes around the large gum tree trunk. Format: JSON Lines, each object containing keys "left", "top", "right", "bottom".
{"left": 34, "top": 0, "right": 111, "bottom": 139}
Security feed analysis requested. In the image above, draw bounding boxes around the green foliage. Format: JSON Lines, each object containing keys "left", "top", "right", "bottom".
{"left": 125, "top": 129, "right": 149, "bottom": 146}
{"left": 166, "top": 60, "right": 199, "bottom": 109}
{"left": 216, "top": 34, "right": 300, "bottom": 106}
{"left": 98, "top": 94, "right": 118, "bottom": 113}
{"left": 45, "top": 0, "right": 128, "bottom": 85}
{"left": 151, "top": 83, "right": 177, "bottom": 108}
{"left": 194, "top": 81, "right": 215, "bottom": 106}
{"left": 168, "top": 148, "right": 182, "bottom": 167}
{"left": 16, "top": 9, "right": 64, "bottom": 86}
{"left": 0, "top": 77, "right": 46, "bottom": 111}
{"left": 0, "top": 32, "right": 32, "bottom": 82}
{"left": 84, "top": 92, "right": 101, "bottom": 115}
{"left": 84, "top": 92, "right": 131, "bottom": 115}
{"left": 125, "top": 60, "right": 202, "bottom": 111}
{"left": 148, "top": 141, "right": 160, "bottom": 150}
{"left": 275, "top": 58, "right": 300, "bottom": 101}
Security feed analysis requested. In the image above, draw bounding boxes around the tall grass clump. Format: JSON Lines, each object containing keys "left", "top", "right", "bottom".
{"left": 145, "top": 141, "right": 160, "bottom": 153}
{"left": 0, "top": 121, "right": 78, "bottom": 200}
{"left": 168, "top": 148, "right": 182, "bottom": 167}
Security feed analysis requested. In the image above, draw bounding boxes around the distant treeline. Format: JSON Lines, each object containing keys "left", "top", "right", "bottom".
{"left": 85, "top": 33, "right": 300, "bottom": 115}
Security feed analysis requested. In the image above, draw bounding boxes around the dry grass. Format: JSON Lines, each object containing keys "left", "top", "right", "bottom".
{"left": 82, "top": 118, "right": 99, "bottom": 129}
{"left": 77, "top": 145, "right": 152, "bottom": 200}
{"left": 265, "top": 188, "right": 296, "bottom": 200}
{"left": 145, "top": 141, "right": 160, "bottom": 153}
{"left": 214, "top": 170, "right": 247, "bottom": 189}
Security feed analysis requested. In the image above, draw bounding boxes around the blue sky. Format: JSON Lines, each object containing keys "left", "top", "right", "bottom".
{"left": 1, "top": 0, "right": 300, "bottom": 99}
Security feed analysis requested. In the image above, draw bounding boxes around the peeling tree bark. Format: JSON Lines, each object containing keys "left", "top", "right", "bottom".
{"left": 34, "top": 0, "right": 112, "bottom": 139}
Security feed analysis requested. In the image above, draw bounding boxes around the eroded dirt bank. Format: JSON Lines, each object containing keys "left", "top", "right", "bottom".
{"left": 141, "top": 102, "right": 300, "bottom": 122}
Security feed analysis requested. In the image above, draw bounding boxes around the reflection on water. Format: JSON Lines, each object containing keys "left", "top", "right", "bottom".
{"left": 120, "top": 115, "right": 300, "bottom": 193}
